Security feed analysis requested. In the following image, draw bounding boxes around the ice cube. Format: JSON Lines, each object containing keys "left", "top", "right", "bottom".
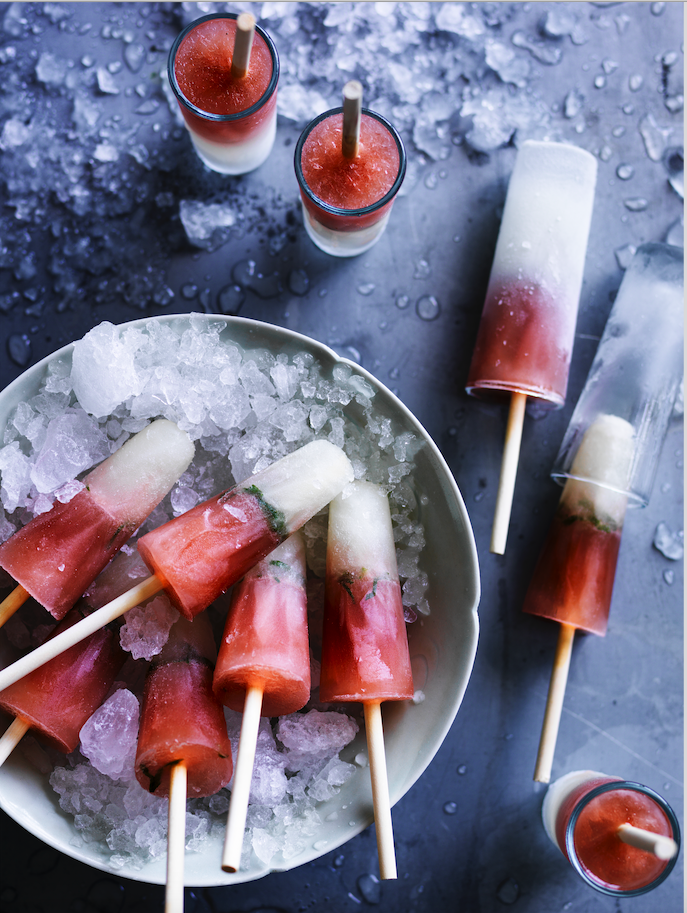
{"left": 79, "top": 689, "right": 140, "bottom": 780}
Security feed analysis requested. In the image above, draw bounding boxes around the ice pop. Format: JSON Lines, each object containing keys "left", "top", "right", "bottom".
{"left": 0, "top": 440, "right": 354, "bottom": 692}
{"left": 215, "top": 531, "right": 310, "bottom": 872}
{"left": 137, "top": 439, "right": 354, "bottom": 620}
{"left": 0, "top": 419, "right": 195, "bottom": 625}
{"left": 319, "top": 481, "right": 413, "bottom": 879}
{"left": 524, "top": 242, "right": 683, "bottom": 783}
{"left": 465, "top": 140, "right": 597, "bottom": 554}
{"left": 135, "top": 612, "right": 232, "bottom": 913}
{"left": 0, "top": 607, "right": 126, "bottom": 765}
{"left": 542, "top": 770, "right": 680, "bottom": 895}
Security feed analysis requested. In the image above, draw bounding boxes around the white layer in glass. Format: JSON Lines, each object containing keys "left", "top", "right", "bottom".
{"left": 185, "top": 106, "right": 277, "bottom": 176}
{"left": 301, "top": 204, "right": 392, "bottom": 258}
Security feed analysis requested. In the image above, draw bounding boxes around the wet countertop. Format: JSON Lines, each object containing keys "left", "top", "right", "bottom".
{"left": 0, "top": 3, "right": 683, "bottom": 912}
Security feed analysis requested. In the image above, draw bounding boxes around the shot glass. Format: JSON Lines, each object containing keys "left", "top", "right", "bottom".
{"left": 168, "top": 13, "right": 279, "bottom": 175}
{"left": 542, "top": 770, "right": 681, "bottom": 896}
{"left": 294, "top": 107, "right": 406, "bottom": 257}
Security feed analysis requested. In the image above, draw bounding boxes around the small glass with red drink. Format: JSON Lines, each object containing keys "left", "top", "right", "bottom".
{"left": 168, "top": 13, "right": 279, "bottom": 175}
{"left": 294, "top": 107, "right": 406, "bottom": 257}
{"left": 542, "top": 770, "right": 681, "bottom": 896}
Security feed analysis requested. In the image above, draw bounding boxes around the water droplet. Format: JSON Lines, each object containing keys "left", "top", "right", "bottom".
{"left": 232, "top": 259, "right": 281, "bottom": 299}
{"left": 564, "top": 88, "right": 584, "bottom": 118}
{"left": 612, "top": 126, "right": 626, "bottom": 137}
{"left": 181, "top": 282, "right": 197, "bottom": 300}
{"left": 663, "top": 569, "right": 675, "bottom": 585}
{"left": 629, "top": 73, "right": 644, "bottom": 92}
{"left": 313, "top": 839, "right": 328, "bottom": 851}
{"left": 616, "top": 164, "right": 634, "bottom": 180}
{"left": 651, "top": 2, "right": 666, "bottom": 14}
{"left": 496, "top": 877, "right": 520, "bottom": 904}
{"left": 594, "top": 74, "right": 606, "bottom": 89}
{"left": 357, "top": 874, "right": 381, "bottom": 904}
{"left": 218, "top": 284, "right": 245, "bottom": 315}
{"left": 395, "top": 294, "right": 409, "bottom": 309}
{"left": 624, "top": 197, "right": 648, "bottom": 212}
{"left": 424, "top": 171, "right": 439, "bottom": 190}
{"left": 614, "top": 243, "right": 637, "bottom": 269}
{"left": 665, "top": 216, "right": 683, "bottom": 247}
{"left": 443, "top": 801, "right": 458, "bottom": 815}
{"left": 653, "top": 522, "right": 684, "bottom": 560}
{"left": 357, "top": 282, "right": 375, "bottom": 296}
{"left": 474, "top": 491, "right": 484, "bottom": 502}
{"left": 598, "top": 144, "right": 612, "bottom": 162}
{"left": 288, "top": 268, "right": 310, "bottom": 296}
{"left": 457, "top": 764, "right": 468, "bottom": 775}
{"left": 414, "top": 258, "right": 431, "bottom": 280}
{"left": 334, "top": 854, "right": 345, "bottom": 867}
{"left": 416, "top": 295, "right": 440, "bottom": 320}
{"left": 7, "top": 333, "right": 31, "bottom": 367}
{"left": 602, "top": 58, "right": 619, "bottom": 75}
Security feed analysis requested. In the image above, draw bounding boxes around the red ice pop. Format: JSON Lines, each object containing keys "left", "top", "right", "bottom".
{"left": 0, "top": 607, "right": 126, "bottom": 765}
{"left": 135, "top": 612, "right": 232, "bottom": 913}
{"left": 137, "top": 439, "right": 354, "bottom": 620}
{"left": 0, "top": 440, "right": 353, "bottom": 694}
{"left": 319, "top": 481, "right": 413, "bottom": 880}
{"left": 465, "top": 140, "right": 597, "bottom": 554}
{"left": 0, "top": 419, "right": 195, "bottom": 624}
{"left": 213, "top": 531, "right": 310, "bottom": 872}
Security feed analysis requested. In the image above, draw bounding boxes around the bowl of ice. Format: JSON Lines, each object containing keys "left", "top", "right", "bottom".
{"left": 0, "top": 314, "right": 479, "bottom": 885}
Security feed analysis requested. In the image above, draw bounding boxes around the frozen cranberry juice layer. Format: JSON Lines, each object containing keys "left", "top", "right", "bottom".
{"left": 175, "top": 18, "right": 272, "bottom": 115}
{"left": 0, "top": 610, "right": 125, "bottom": 753}
{"left": 557, "top": 783, "right": 675, "bottom": 891}
{"left": 0, "top": 490, "right": 135, "bottom": 620}
{"left": 135, "top": 660, "right": 233, "bottom": 799}
{"left": 523, "top": 509, "right": 621, "bottom": 635}
{"left": 214, "top": 574, "right": 311, "bottom": 717}
{"left": 320, "top": 575, "right": 414, "bottom": 703}
{"left": 137, "top": 487, "right": 283, "bottom": 620}
{"left": 466, "top": 280, "right": 572, "bottom": 405}
{"left": 301, "top": 114, "right": 399, "bottom": 217}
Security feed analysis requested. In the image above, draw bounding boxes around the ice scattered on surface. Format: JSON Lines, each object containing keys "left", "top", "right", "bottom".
{"left": 79, "top": 689, "right": 140, "bottom": 780}
{"left": 179, "top": 199, "right": 236, "bottom": 251}
{"left": 119, "top": 594, "right": 179, "bottom": 660}
{"left": 653, "top": 522, "right": 684, "bottom": 561}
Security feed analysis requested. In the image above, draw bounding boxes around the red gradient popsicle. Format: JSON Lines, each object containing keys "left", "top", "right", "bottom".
{"left": 135, "top": 612, "right": 232, "bottom": 913}
{"left": 320, "top": 481, "right": 414, "bottom": 880}
{"left": 465, "top": 140, "right": 597, "bottom": 554}
{"left": 0, "top": 607, "right": 126, "bottom": 765}
{"left": 0, "top": 419, "right": 194, "bottom": 625}
{"left": 524, "top": 415, "right": 635, "bottom": 783}
{"left": 214, "top": 531, "right": 310, "bottom": 873}
{"left": 0, "top": 440, "right": 354, "bottom": 693}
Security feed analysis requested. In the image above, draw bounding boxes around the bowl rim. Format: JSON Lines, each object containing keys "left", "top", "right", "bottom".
{"left": 0, "top": 313, "right": 480, "bottom": 886}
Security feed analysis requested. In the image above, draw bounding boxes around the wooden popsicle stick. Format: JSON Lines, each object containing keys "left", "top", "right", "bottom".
{"left": 364, "top": 700, "right": 397, "bottom": 880}
{"left": 533, "top": 622, "right": 575, "bottom": 783}
{"left": 0, "top": 584, "right": 30, "bottom": 629}
{"left": 0, "top": 574, "right": 163, "bottom": 692}
{"left": 0, "top": 717, "right": 30, "bottom": 767}
{"left": 341, "top": 80, "right": 363, "bottom": 159}
{"left": 490, "top": 390, "right": 527, "bottom": 555}
{"left": 221, "top": 683, "right": 264, "bottom": 873}
{"left": 617, "top": 823, "right": 678, "bottom": 860}
{"left": 165, "top": 760, "right": 188, "bottom": 913}
{"left": 231, "top": 12, "right": 256, "bottom": 79}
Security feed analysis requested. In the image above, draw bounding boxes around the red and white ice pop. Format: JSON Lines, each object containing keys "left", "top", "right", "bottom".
{"left": 0, "top": 440, "right": 354, "bottom": 692}
{"left": 465, "top": 140, "right": 597, "bottom": 554}
{"left": 0, "top": 419, "right": 195, "bottom": 626}
{"left": 135, "top": 612, "right": 232, "bottom": 913}
{"left": 213, "top": 530, "right": 311, "bottom": 872}
{"left": 524, "top": 415, "right": 635, "bottom": 782}
{"left": 319, "top": 481, "right": 414, "bottom": 880}
{"left": 0, "top": 607, "right": 126, "bottom": 766}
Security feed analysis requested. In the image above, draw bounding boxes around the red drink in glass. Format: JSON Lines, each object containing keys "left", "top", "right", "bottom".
{"left": 295, "top": 109, "right": 406, "bottom": 257}
{"left": 168, "top": 13, "right": 279, "bottom": 175}
{"left": 543, "top": 770, "right": 680, "bottom": 895}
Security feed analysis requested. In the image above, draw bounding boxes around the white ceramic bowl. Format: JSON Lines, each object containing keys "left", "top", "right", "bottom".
{"left": 0, "top": 314, "right": 480, "bottom": 886}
